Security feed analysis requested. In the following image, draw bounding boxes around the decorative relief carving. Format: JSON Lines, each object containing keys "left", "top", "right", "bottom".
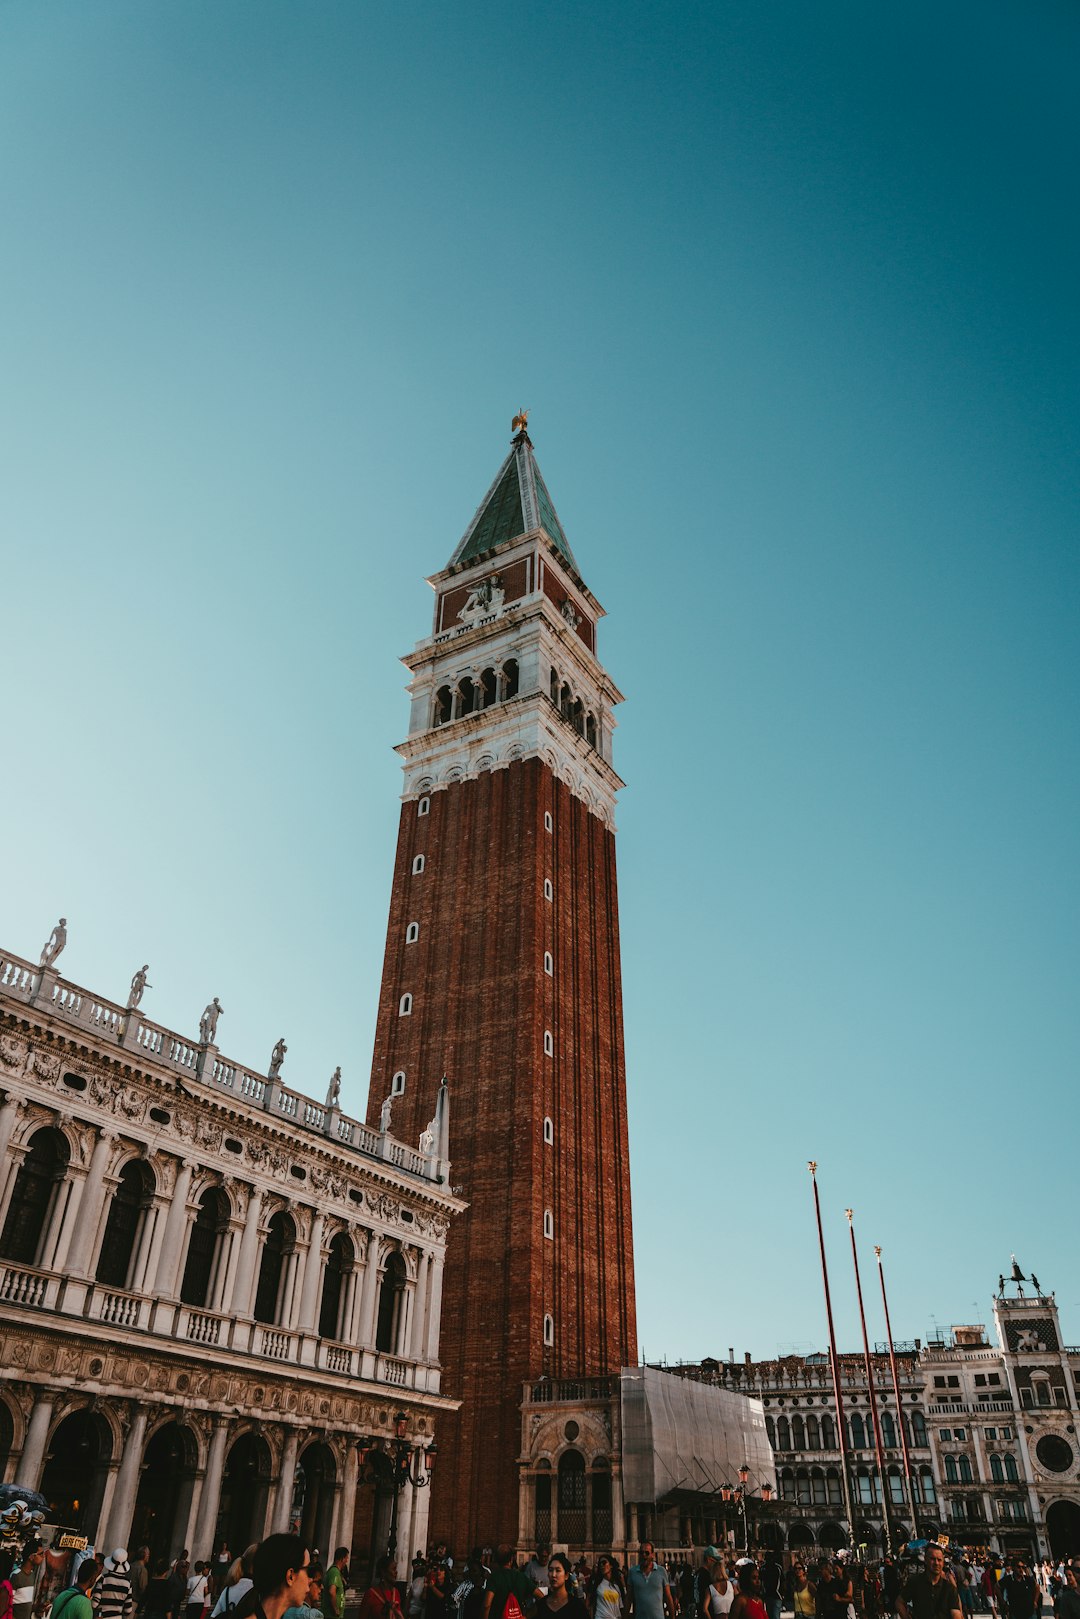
{"left": 366, "top": 1191, "right": 399, "bottom": 1224}
{"left": 29, "top": 1049, "right": 60, "bottom": 1084}
{"left": 0, "top": 1035, "right": 29, "bottom": 1071}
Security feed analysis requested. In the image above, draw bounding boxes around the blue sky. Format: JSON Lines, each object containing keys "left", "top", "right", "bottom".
{"left": 3, "top": 0, "right": 1078, "bottom": 1359}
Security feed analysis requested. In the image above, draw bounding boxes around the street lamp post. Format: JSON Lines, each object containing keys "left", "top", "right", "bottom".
{"left": 360, "top": 1412, "right": 437, "bottom": 1562}
{"left": 720, "top": 1466, "right": 774, "bottom": 1554}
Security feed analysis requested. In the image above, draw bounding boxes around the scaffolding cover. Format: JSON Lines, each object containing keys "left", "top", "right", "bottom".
{"left": 620, "top": 1367, "right": 775, "bottom": 1505}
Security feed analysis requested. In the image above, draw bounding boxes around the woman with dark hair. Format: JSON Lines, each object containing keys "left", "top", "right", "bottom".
{"left": 535, "top": 1557, "right": 588, "bottom": 1619}
{"left": 358, "top": 1562, "right": 402, "bottom": 1619}
{"left": 589, "top": 1558, "right": 625, "bottom": 1619}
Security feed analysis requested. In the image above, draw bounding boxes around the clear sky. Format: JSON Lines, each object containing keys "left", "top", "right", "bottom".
{"left": 3, "top": 0, "right": 1078, "bottom": 1361}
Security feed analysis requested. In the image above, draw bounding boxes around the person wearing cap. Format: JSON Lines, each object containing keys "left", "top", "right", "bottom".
{"left": 93, "top": 1553, "right": 134, "bottom": 1619}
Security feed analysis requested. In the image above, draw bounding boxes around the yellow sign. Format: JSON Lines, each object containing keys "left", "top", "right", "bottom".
{"left": 58, "top": 1535, "right": 89, "bottom": 1550}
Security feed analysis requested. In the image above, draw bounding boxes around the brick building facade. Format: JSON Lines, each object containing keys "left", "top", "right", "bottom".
{"left": 365, "top": 424, "right": 638, "bottom": 1550}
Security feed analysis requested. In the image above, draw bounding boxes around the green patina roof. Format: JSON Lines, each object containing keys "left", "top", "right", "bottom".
{"left": 449, "top": 434, "right": 580, "bottom": 574}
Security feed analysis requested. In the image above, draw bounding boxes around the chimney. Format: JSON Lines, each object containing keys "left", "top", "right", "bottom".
{"left": 745, "top": 1351, "right": 752, "bottom": 1365}
{"left": 729, "top": 1348, "right": 735, "bottom": 1364}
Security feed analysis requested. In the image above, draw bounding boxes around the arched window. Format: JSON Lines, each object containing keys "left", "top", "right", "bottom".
{"left": 457, "top": 676, "right": 476, "bottom": 717}
{"left": 1004, "top": 1454, "right": 1019, "bottom": 1482}
{"left": 851, "top": 1413, "right": 866, "bottom": 1449}
{"left": 180, "top": 1186, "right": 230, "bottom": 1309}
{"left": 543, "top": 1117, "right": 553, "bottom": 1145}
{"left": 550, "top": 669, "right": 559, "bottom": 705}
{"left": 544, "top": 878, "right": 553, "bottom": 902}
{"left": 391, "top": 1070, "right": 406, "bottom": 1096}
{"left": 881, "top": 1410, "right": 897, "bottom": 1448}
{"left": 411, "top": 854, "right": 425, "bottom": 875}
{"left": 405, "top": 922, "right": 419, "bottom": 944}
{"left": 0, "top": 1127, "right": 69, "bottom": 1265}
{"left": 544, "top": 1030, "right": 554, "bottom": 1056}
{"left": 96, "top": 1159, "right": 155, "bottom": 1289}
{"left": 502, "top": 659, "right": 519, "bottom": 699}
{"left": 920, "top": 1466, "right": 936, "bottom": 1505}
{"left": 543, "top": 1210, "right": 553, "bottom": 1240}
{"left": 888, "top": 1466, "right": 905, "bottom": 1505}
{"left": 571, "top": 697, "right": 584, "bottom": 736}
{"left": 586, "top": 713, "right": 597, "bottom": 749}
{"left": 856, "top": 1466, "right": 875, "bottom": 1504}
{"left": 990, "top": 1454, "right": 1004, "bottom": 1483}
{"left": 319, "top": 1231, "right": 352, "bottom": 1341}
{"left": 544, "top": 811, "right": 553, "bottom": 833}
{"left": 777, "top": 1417, "right": 791, "bottom": 1451}
{"left": 481, "top": 668, "right": 497, "bottom": 709}
{"left": 399, "top": 993, "right": 413, "bottom": 1016}
{"left": 911, "top": 1409, "right": 927, "bottom": 1447}
{"left": 945, "top": 1455, "right": 959, "bottom": 1483}
{"left": 792, "top": 1416, "right": 806, "bottom": 1451}
{"left": 254, "top": 1210, "right": 296, "bottom": 1326}
{"left": 543, "top": 1313, "right": 554, "bottom": 1346}
{"left": 558, "top": 1450, "right": 586, "bottom": 1543}
{"left": 795, "top": 1469, "right": 811, "bottom": 1504}
{"left": 822, "top": 1414, "right": 836, "bottom": 1449}
{"left": 806, "top": 1415, "right": 820, "bottom": 1450}
{"left": 826, "top": 1467, "right": 843, "bottom": 1505}
{"left": 543, "top": 951, "right": 553, "bottom": 976}
{"left": 417, "top": 796, "right": 430, "bottom": 817}
{"left": 376, "top": 1251, "right": 406, "bottom": 1353}
{"left": 560, "top": 682, "right": 572, "bottom": 719}
{"left": 434, "top": 687, "right": 452, "bottom": 727}
{"left": 766, "top": 1416, "right": 777, "bottom": 1447}
{"left": 959, "top": 1455, "right": 973, "bottom": 1483}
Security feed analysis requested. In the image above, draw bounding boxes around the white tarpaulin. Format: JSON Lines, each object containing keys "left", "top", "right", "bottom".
{"left": 620, "top": 1366, "right": 775, "bottom": 1504}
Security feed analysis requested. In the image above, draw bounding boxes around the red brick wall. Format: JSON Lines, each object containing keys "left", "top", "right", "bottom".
{"left": 366, "top": 757, "right": 637, "bottom": 1552}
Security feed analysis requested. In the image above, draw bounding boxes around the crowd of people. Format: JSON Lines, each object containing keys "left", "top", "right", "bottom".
{"left": 3, "top": 1536, "right": 1080, "bottom": 1619}
{"left": 0, "top": 1537, "right": 347, "bottom": 1619}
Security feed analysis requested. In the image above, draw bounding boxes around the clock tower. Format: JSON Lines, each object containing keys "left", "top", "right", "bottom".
{"left": 366, "top": 420, "right": 637, "bottom": 1549}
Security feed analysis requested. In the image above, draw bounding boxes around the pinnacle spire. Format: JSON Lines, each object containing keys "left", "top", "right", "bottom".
{"left": 448, "top": 415, "right": 579, "bottom": 573}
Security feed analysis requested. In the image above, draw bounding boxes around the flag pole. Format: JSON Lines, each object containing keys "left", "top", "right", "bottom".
{"left": 808, "top": 1161, "right": 856, "bottom": 1546}
{"left": 876, "top": 1244, "right": 919, "bottom": 1547}
{"left": 847, "top": 1209, "right": 893, "bottom": 1558}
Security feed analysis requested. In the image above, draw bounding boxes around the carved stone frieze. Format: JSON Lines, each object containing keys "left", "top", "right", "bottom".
{"left": 29, "top": 1048, "right": 60, "bottom": 1084}
{"left": 0, "top": 1035, "right": 29, "bottom": 1071}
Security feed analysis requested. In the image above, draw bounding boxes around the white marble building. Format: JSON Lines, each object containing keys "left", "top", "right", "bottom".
{"left": 0, "top": 937, "right": 463, "bottom": 1567}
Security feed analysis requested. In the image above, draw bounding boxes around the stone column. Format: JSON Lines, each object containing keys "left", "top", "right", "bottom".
{"left": 395, "top": 1281, "right": 415, "bottom": 1358}
{"left": 274, "top": 1428, "right": 301, "bottom": 1532}
{"left": 18, "top": 1392, "right": 56, "bottom": 1487}
{"left": 154, "top": 1160, "right": 197, "bottom": 1297}
{"left": 64, "top": 1130, "right": 119, "bottom": 1278}
{"left": 336, "top": 1441, "right": 360, "bottom": 1555}
{"left": 424, "top": 1255, "right": 445, "bottom": 1363}
{"left": 297, "top": 1210, "right": 327, "bottom": 1333}
{"left": 129, "top": 1197, "right": 164, "bottom": 1295}
{"left": 0, "top": 1141, "right": 29, "bottom": 1236}
{"left": 104, "top": 1406, "right": 148, "bottom": 1546}
{"left": 0, "top": 1093, "right": 23, "bottom": 1213}
{"left": 357, "top": 1241, "right": 381, "bottom": 1347}
{"left": 192, "top": 1419, "right": 231, "bottom": 1555}
{"left": 229, "top": 1186, "right": 265, "bottom": 1319}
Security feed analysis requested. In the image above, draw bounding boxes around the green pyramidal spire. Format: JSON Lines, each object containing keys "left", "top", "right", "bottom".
{"left": 448, "top": 421, "right": 580, "bottom": 573}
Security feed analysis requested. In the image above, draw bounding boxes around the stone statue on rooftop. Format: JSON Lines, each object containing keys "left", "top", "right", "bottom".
{"left": 458, "top": 572, "right": 505, "bottom": 624}
{"left": 420, "top": 1118, "right": 437, "bottom": 1157}
{"left": 39, "top": 918, "right": 67, "bottom": 970}
{"left": 268, "top": 1038, "right": 287, "bottom": 1080}
{"left": 126, "top": 965, "right": 151, "bottom": 1011}
{"left": 326, "top": 1066, "right": 341, "bottom": 1110}
{"left": 380, "top": 1094, "right": 392, "bottom": 1134}
{"left": 199, "top": 997, "right": 223, "bottom": 1045}
{"left": 511, "top": 408, "right": 529, "bottom": 435}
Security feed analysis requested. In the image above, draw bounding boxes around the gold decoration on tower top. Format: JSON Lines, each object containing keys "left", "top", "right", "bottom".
{"left": 511, "top": 407, "right": 529, "bottom": 435}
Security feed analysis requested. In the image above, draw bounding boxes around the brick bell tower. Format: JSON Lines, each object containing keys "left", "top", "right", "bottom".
{"left": 366, "top": 415, "right": 638, "bottom": 1552}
